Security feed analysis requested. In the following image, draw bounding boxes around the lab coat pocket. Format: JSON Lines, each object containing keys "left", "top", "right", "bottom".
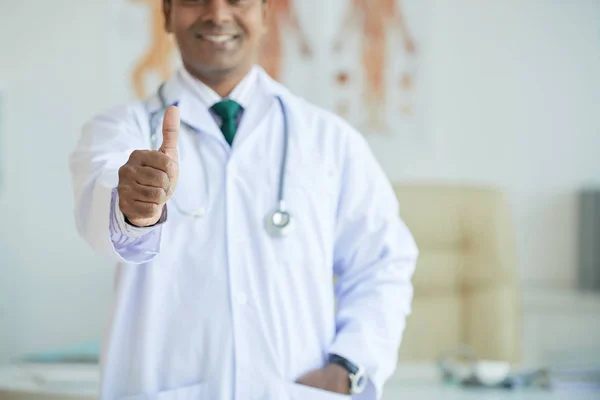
{"left": 287, "top": 383, "right": 350, "bottom": 400}
{"left": 282, "top": 163, "right": 338, "bottom": 260}
{"left": 121, "top": 382, "right": 208, "bottom": 400}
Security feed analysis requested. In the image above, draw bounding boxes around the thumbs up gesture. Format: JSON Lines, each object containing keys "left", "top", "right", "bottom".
{"left": 117, "top": 106, "right": 180, "bottom": 227}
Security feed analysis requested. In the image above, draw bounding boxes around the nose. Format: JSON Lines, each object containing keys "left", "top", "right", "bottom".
{"left": 205, "top": 0, "right": 233, "bottom": 25}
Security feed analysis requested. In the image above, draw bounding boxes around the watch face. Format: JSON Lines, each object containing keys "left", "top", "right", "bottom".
{"left": 356, "top": 375, "right": 366, "bottom": 388}
{"left": 350, "top": 369, "right": 367, "bottom": 394}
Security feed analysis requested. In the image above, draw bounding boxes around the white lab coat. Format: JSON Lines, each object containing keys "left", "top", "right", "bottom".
{"left": 69, "top": 67, "right": 418, "bottom": 400}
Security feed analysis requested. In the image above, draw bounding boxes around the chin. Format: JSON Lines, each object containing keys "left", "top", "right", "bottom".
{"left": 192, "top": 58, "right": 248, "bottom": 77}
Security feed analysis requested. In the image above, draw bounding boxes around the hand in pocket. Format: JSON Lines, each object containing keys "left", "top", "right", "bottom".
{"left": 296, "top": 363, "right": 350, "bottom": 395}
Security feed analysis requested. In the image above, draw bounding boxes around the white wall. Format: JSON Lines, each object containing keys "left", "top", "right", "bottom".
{"left": 0, "top": 0, "right": 599, "bottom": 363}
{"left": 0, "top": 1, "right": 118, "bottom": 363}
{"left": 372, "top": 0, "right": 600, "bottom": 290}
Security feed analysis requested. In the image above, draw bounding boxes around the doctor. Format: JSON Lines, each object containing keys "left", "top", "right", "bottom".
{"left": 70, "top": 0, "right": 418, "bottom": 399}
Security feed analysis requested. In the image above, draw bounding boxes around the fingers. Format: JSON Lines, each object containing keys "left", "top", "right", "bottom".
{"left": 119, "top": 163, "right": 170, "bottom": 191}
{"left": 120, "top": 165, "right": 170, "bottom": 190}
{"left": 117, "top": 182, "right": 166, "bottom": 222}
{"left": 137, "top": 167, "right": 170, "bottom": 190}
{"left": 159, "top": 106, "right": 180, "bottom": 157}
{"left": 120, "top": 182, "right": 167, "bottom": 205}
{"left": 128, "top": 150, "right": 173, "bottom": 175}
{"left": 118, "top": 120, "right": 180, "bottom": 226}
{"left": 119, "top": 198, "right": 163, "bottom": 221}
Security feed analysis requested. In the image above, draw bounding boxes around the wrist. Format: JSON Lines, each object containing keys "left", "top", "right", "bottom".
{"left": 124, "top": 213, "right": 160, "bottom": 228}
{"left": 323, "top": 363, "right": 351, "bottom": 395}
{"left": 325, "top": 363, "right": 349, "bottom": 380}
{"left": 122, "top": 204, "right": 167, "bottom": 228}
{"left": 328, "top": 353, "right": 368, "bottom": 395}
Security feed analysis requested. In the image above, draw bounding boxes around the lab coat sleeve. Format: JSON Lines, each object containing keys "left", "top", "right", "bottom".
{"left": 108, "top": 187, "right": 167, "bottom": 260}
{"left": 328, "top": 129, "right": 418, "bottom": 400}
{"left": 69, "top": 104, "right": 165, "bottom": 265}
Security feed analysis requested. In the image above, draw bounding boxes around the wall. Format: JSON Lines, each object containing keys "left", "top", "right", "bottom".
{"left": 372, "top": 0, "right": 600, "bottom": 291}
{"left": 0, "top": 0, "right": 599, "bottom": 362}
{"left": 0, "top": 1, "right": 117, "bottom": 363}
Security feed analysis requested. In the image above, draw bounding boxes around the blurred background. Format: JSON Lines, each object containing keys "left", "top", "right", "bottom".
{"left": 0, "top": 0, "right": 599, "bottom": 398}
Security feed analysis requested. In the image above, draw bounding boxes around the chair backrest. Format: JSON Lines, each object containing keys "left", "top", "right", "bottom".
{"left": 392, "top": 184, "right": 521, "bottom": 363}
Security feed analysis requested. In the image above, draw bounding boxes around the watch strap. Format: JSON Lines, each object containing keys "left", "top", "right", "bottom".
{"left": 328, "top": 353, "right": 359, "bottom": 375}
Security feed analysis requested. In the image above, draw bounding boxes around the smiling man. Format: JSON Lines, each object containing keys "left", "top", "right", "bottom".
{"left": 69, "top": 0, "right": 418, "bottom": 399}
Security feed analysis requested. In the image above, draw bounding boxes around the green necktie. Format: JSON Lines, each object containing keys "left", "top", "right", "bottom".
{"left": 211, "top": 100, "right": 242, "bottom": 146}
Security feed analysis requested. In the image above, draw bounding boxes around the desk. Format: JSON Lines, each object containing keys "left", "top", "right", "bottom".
{"left": 0, "top": 364, "right": 597, "bottom": 400}
{"left": 0, "top": 364, "right": 97, "bottom": 400}
{"left": 382, "top": 365, "right": 599, "bottom": 400}
{"left": 383, "top": 385, "right": 597, "bottom": 400}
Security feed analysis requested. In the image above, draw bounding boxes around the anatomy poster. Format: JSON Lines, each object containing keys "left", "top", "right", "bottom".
{"left": 108, "top": 0, "right": 430, "bottom": 142}
{"left": 260, "top": 0, "right": 430, "bottom": 143}
{"left": 331, "top": 0, "right": 424, "bottom": 136}
{"left": 129, "top": 0, "right": 178, "bottom": 99}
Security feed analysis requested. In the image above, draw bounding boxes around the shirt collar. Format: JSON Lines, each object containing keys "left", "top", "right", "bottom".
{"left": 179, "top": 65, "right": 259, "bottom": 110}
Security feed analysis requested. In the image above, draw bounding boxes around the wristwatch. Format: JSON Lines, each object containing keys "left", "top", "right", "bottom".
{"left": 328, "top": 354, "right": 367, "bottom": 394}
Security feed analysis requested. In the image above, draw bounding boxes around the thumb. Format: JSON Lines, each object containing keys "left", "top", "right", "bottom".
{"left": 159, "top": 105, "right": 180, "bottom": 158}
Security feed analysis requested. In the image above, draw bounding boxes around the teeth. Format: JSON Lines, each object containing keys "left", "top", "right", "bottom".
{"left": 204, "top": 35, "right": 234, "bottom": 43}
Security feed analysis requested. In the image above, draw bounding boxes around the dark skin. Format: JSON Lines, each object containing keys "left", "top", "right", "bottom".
{"left": 117, "top": 0, "right": 350, "bottom": 394}
{"left": 163, "top": 0, "right": 267, "bottom": 97}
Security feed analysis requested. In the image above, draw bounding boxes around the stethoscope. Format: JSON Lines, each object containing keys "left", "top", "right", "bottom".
{"left": 149, "top": 83, "right": 293, "bottom": 237}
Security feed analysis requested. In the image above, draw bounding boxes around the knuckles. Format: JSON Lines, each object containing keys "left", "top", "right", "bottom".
{"left": 118, "top": 164, "right": 133, "bottom": 180}
{"left": 149, "top": 203, "right": 162, "bottom": 216}
{"left": 128, "top": 149, "right": 146, "bottom": 163}
{"left": 117, "top": 150, "right": 169, "bottom": 220}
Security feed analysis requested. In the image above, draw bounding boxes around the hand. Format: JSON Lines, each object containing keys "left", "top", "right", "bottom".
{"left": 296, "top": 363, "right": 350, "bottom": 395}
{"left": 117, "top": 106, "right": 180, "bottom": 227}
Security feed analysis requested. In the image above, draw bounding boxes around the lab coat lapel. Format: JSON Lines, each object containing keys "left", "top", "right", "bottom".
{"left": 230, "top": 84, "right": 274, "bottom": 150}
{"left": 255, "top": 69, "right": 322, "bottom": 172}
{"left": 256, "top": 67, "right": 306, "bottom": 136}
{"left": 230, "top": 67, "right": 302, "bottom": 151}
{"left": 151, "top": 67, "right": 304, "bottom": 151}
{"left": 152, "top": 72, "right": 224, "bottom": 142}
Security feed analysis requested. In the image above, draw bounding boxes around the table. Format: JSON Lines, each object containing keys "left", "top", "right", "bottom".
{"left": 0, "top": 364, "right": 97, "bottom": 400}
{"left": 0, "top": 363, "right": 598, "bottom": 400}
{"left": 382, "top": 364, "right": 599, "bottom": 400}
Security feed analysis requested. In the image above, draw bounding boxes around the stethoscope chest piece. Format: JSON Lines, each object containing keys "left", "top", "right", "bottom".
{"left": 265, "top": 207, "right": 293, "bottom": 237}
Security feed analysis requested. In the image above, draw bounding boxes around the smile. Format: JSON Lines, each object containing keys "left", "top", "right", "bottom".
{"left": 198, "top": 34, "right": 239, "bottom": 43}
